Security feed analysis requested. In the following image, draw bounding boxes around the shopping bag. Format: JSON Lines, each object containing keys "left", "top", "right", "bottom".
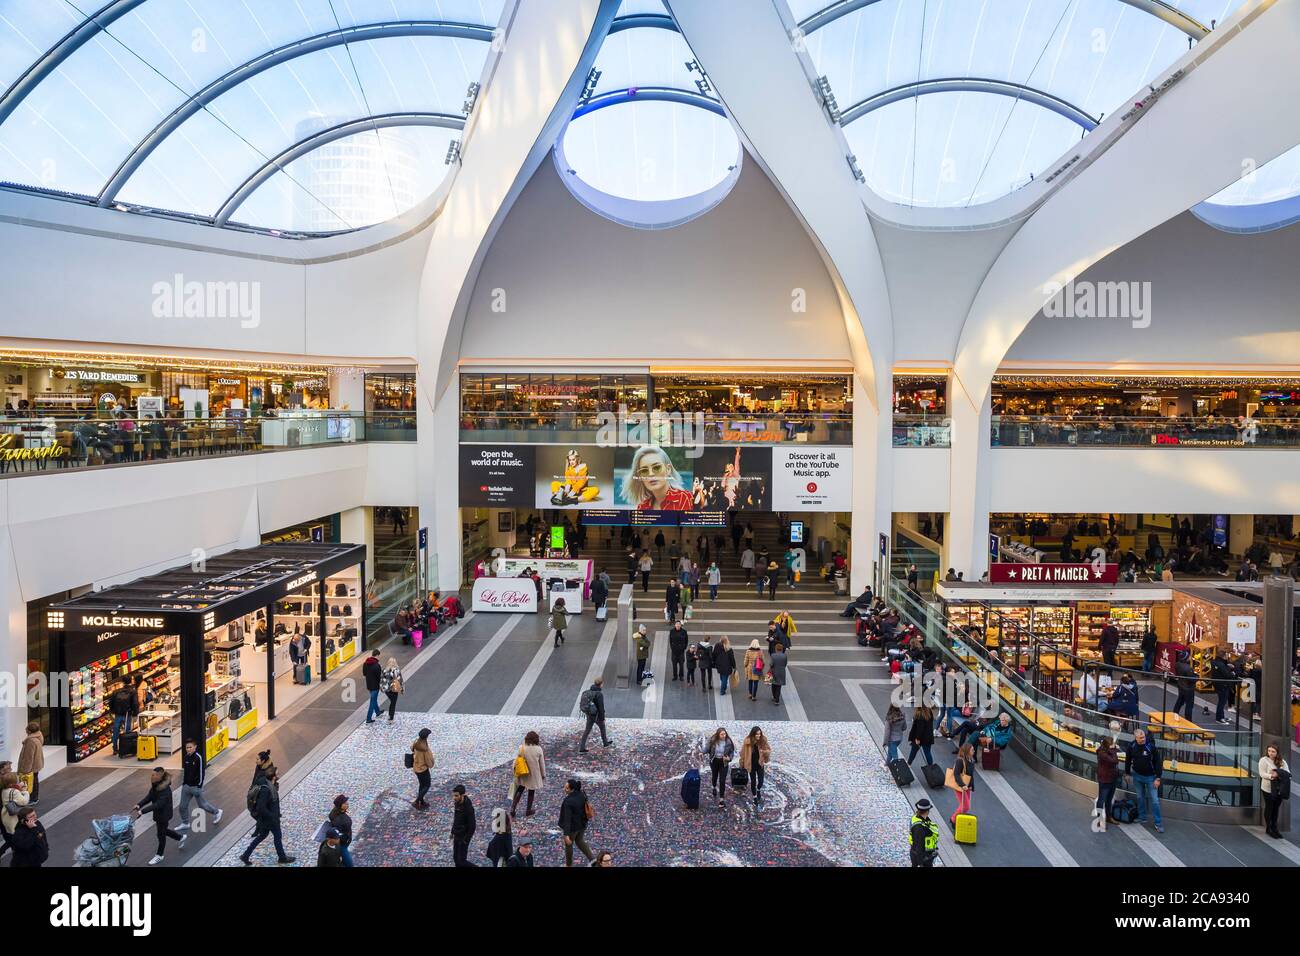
{"left": 411, "top": 628, "right": 424, "bottom": 649}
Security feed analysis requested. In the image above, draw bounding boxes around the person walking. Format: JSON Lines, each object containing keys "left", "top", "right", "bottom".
{"left": 485, "top": 808, "right": 513, "bottom": 867}
{"left": 559, "top": 779, "right": 595, "bottom": 867}
{"left": 685, "top": 638, "right": 700, "bottom": 686}
{"left": 769, "top": 643, "right": 788, "bottom": 706}
{"left": 550, "top": 597, "right": 569, "bottom": 649}
{"left": 362, "top": 651, "right": 383, "bottom": 724}
{"left": 948, "top": 743, "right": 976, "bottom": 826}
{"left": 451, "top": 784, "right": 477, "bottom": 867}
{"left": 578, "top": 677, "right": 611, "bottom": 752}
{"left": 177, "top": 738, "right": 222, "bottom": 831}
{"left": 108, "top": 681, "right": 134, "bottom": 757}
{"left": 741, "top": 545, "right": 756, "bottom": 585}
{"left": 654, "top": 529, "right": 666, "bottom": 561}
{"left": 739, "top": 727, "right": 772, "bottom": 805}
{"left": 909, "top": 798, "right": 939, "bottom": 867}
{"left": 510, "top": 731, "right": 546, "bottom": 819}
{"left": 1095, "top": 736, "right": 1120, "bottom": 831}
{"left": 713, "top": 636, "right": 737, "bottom": 698}
{"left": 131, "top": 767, "right": 185, "bottom": 865}
{"left": 1171, "top": 650, "right": 1197, "bottom": 721}
{"left": 883, "top": 703, "right": 907, "bottom": 764}
{"left": 380, "top": 658, "right": 403, "bottom": 721}
{"left": 665, "top": 579, "right": 681, "bottom": 624}
{"left": 742, "top": 640, "right": 767, "bottom": 701}
{"left": 8, "top": 806, "right": 48, "bottom": 868}
{"left": 688, "top": 561, "right": 702, "bottom": 603}
{"left": 755, "top": 557, "right": 766, "bottom": 596}
{"left": 1260, "top": 742, "right": 1289, "bottom": 839}
{"left": 316, "top": 827, "right": 344, "bottom": 867}
{"left": 1209, "top": 648, "right": 1236, "bottom": 724}
{"left": 639, "top": 550, "right": 654, "bottom": 593}
{"left": 906, "top": 705, "right": 935, "bottom": 767}
{"left": 702, "top": 728, "right": 735, "bottom": 807}
{"left": 411, "top": 728, "right": 435, "bottom": 810}
{"left": 505, "top": 838, "right": 535, "bottom": 867}
{"left": 17, "top": 722, "right": 43, "bottom": 803}
{"left": 240, "top": 765, "right": 295, "bottom": 865}
{"left": 706, "top": 561, "right": 721, "bottom": 601}
{"left": 783, "top": 547, "right": 798, "bottom": 590}
{"left": 669, "top": 620, "right": 689, "bottom": 681}
{"left": 329, "top": 795, "right": 355, "bottom": 867}
{"left": 697, "top": 636, "right": 714, "bottom": 692}
{"left": 766, "top": 561, "right": 780, "bottom": 602}
{"left": 1123, "top": 729, "right": 1164, "bottom": 834}
{"left": 635, "top": 625, "right": 652, "bottom": 686}
{"left": 591, "top": 572, "right": 609, "bottom": 616}
{"left": 626, "top": 548, "right": 639, "bottom": 586}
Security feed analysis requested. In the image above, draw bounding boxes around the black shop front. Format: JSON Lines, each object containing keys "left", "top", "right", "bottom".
{"left": 49, "top": 543, "right": 366, "bottom": 764}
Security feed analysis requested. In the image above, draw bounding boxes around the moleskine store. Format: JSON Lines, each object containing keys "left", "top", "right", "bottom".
{"left": 48, "top": 542, "right": 366, "bottom": 765}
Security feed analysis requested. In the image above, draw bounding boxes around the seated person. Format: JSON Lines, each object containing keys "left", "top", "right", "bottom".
{"left": 1104, "top": 675, "right": 1140, "bottom": 718}
{"left": 839, "top": 587, "right": 874, "bottom": 617}
{"left": 954, "top": 711, "right": 1013, "bottom": 753}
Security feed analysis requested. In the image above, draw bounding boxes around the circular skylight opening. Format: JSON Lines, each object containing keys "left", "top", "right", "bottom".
{"left": 555, "top": 96, "right": 742, "bottom": 229}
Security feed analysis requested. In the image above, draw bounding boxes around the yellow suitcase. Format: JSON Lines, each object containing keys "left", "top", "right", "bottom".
{"left": 954, "top": 813, "right": 977, "bottom": 845}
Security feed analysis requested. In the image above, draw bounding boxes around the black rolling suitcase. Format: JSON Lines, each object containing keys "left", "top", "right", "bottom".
{"left": 888, "top": 757, "right": 914, "bottom": 787}
{"left": 922, "top": 762, "right": 945, "bottom": 789}
{"left": 730, "top": 766, "right": 749, "bottom": 788}
{"left": 118, "top": 732, "right": 138, "bottom": 758}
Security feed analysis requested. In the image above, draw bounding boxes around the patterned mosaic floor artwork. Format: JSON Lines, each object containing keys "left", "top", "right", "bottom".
{"left": 220, "top": 714, "right": 913, "bottom": 867}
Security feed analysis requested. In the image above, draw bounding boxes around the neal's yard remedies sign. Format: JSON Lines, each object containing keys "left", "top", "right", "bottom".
{"left": 989, "top": 563, "right": 1119, "bottom": 584}
{"left": 771, "top": 447, "right": 851, "bottom": 511}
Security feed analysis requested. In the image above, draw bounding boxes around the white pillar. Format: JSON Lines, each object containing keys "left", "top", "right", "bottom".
{"left": 339, "top": 507, "right": 375, "bottom": 585}
{"left": 1229, "top": 514, "right": 1254, "bottom": 557}
{"left": 944, "top": 373, "right": 993, "bottom": 580}
{"left": 0, "top": 522, "right": 25, "bottom": 766}
{"left": 851, "top": 372, "right": 893, "bottom": 594}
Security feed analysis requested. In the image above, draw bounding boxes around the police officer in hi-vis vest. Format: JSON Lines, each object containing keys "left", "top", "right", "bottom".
{"left": 909, "top": 798, "right": 940, "bottom": 867}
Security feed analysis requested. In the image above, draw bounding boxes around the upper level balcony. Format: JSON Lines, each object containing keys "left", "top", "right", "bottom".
{"left": 991, "top": 415, "right": 1300, "bottom": 448}
{"left": 0, "top": 410, "right": 413, "bottom": 478}
{"left": 458, "top": 410, "right": 854, "bottom": 445}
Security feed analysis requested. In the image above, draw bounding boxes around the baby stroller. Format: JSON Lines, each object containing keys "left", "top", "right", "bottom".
{"left": 74, "top": 815, "right": 136, "bottom": 867}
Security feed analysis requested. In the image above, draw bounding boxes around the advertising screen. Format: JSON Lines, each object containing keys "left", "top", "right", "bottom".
{"left": 612, "top": 445, "right": 696, "bottom": 510}
{"left": 459, "top": 445, "right": 537, "bottom": 506}
{"left": 689, "top": 446, "right": 771, "bottom": 510}
{"left": 680, "top": 511, "right": 727, "bottom": 528}
{"left": 534, "top": 445, "right": 616, "bottom": 509}
{"left": 771, "top": 447, "right": 852, "bottom": 511}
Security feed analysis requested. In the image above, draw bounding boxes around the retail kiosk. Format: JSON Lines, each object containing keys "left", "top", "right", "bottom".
{"left": 50, "top": 542, "right": 366, "bottom": 764}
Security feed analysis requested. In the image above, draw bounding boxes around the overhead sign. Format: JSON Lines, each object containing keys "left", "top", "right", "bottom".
{"left": 1227, "top": 615, "right": 1257, "bottom": 647}
{"left": 57, "top": 368, "right": 145, "bottom": 384}
{"left": 989, "top": 534, "right": 1000, "bottom": 563}
{"left": 989, "top": 563, "right": 1118, "bottom": 584}
{"left": 471, "top": 578, "right": 539, "bottom": 613}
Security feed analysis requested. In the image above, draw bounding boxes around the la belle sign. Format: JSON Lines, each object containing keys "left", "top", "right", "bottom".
{"left": 989, "top": 563, "right": 1118, "bottom": 584}
{"left": 471, "top": 577, "right": 538, "bottom": 613}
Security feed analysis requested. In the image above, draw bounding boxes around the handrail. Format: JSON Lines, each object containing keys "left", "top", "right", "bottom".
{"left": 992, "top": 414, "right": 1300, "bottom": 447}
{"left": 884, "top": 577, "right": 1259, "bottom": 800}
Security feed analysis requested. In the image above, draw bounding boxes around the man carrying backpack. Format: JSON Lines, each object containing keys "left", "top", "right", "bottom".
{"left": 239, "top": 765, "right": 295, "bottom": 865}
{"left": 578, "top": 677, "right": 610, "bottom": 752}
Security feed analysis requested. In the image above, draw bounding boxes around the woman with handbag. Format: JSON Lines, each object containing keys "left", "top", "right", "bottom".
{"left": 742, "top": 640, "right": 767, "bottom": 701}
{"left": 947, "top": 743, "right": 976, "bottom": 825}
{"left": 1260, "top": 742, "right": 1290, "bottom": 839}
{"left": 510, "top": 731, "right": 546, "bottom": 819}
{"left": 550, "top": 598, "right": 569, "bottom": 648}
{"left": 738, "top": 727, "right": 772, "bottom": 805}
{"left": 380, "top": 658, "right": 403, "bottom": 722}
{"left": 0, "top": 770, "right": 30, "bottom": 863}
{"left": 410, "top": 729, "right": 435, "bottom": 810}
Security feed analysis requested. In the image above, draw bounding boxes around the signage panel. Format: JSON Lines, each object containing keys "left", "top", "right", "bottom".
{"left": 989, "top": 563, "right": 1118, "bottom": 584}
{"left": 459, "top": 445, "right": 536, "bottom": 506}
{"left": 771, "top": 447, "right": 851, "bottom": 511}
{"left": 472, "top": 578, "right": 539, "bottom": 613}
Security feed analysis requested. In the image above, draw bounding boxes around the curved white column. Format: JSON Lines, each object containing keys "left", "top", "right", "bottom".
{"left": 415, "top": 0, "right": 618, "bottom": 590}
{"left": 947, "top": 0, "right": 1300, "bottom": 577}
{"left": 667, "top": 0, "right": 894, "bottom": 590}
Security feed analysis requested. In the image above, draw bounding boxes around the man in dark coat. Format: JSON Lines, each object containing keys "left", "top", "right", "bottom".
{"left": 451, "top": 784, "right": 476, "bottom": 867}
{"left": 1099, "top": 620, "right": 1121, "bottom": 668}
{"left": 668, "top": 620, "right": 690, "bottom": 681}
{"left": 558, "top": 779, "right": 594, "bottom": 867}
{"left": 363, "top": 653, "right": 383, "bottom": 723}
{"left": 239, "top": 767, "right": 295, "bottom": 865}
{"left": 1172, "top": 651, "right": 1197, "bottom": 720}
{"left": 579, "top": 677, "right": 609, "bottom": 752}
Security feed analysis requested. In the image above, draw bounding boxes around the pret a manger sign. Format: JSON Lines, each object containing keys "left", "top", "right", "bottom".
{"left": 989, "top": 563, "right": 1118, "bottom": 584}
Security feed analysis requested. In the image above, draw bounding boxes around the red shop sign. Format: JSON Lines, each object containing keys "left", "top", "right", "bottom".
{"left": 1155, "top": 642, "right": 1186, "bottom": 675}
{"left": 989, "top": 563, "right": 1119, "bottom": 584}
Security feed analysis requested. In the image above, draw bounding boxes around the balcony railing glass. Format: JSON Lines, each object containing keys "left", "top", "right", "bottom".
{"left": 992, "top": 415, "right": 1300, "bottom": 447}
